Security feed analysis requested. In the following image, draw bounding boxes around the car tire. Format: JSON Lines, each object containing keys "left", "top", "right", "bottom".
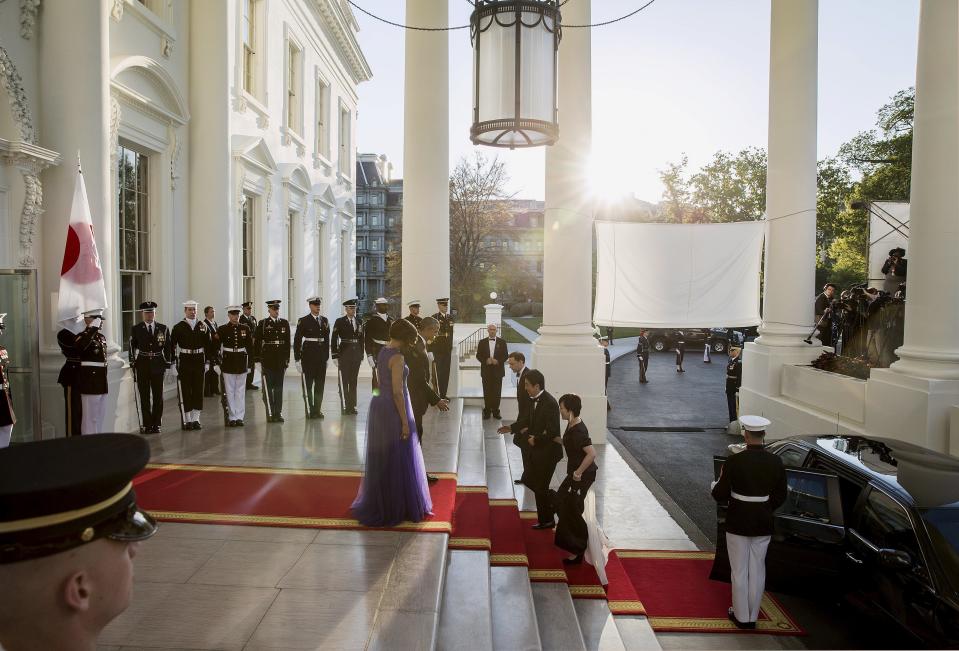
{"left": 712, "top": 340, "right": 726, "bottom": 353}
{"left": 651, "top": 338, "right": 666, "bottom": 352}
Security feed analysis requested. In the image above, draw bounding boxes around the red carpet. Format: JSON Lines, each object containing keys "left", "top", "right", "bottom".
{"left": 449, "top": 487, "right": 491, "bottom": 549}
{"left": 489, "top": 499, "right": 527, "bottom": 565}
{"left": 134, "top": 463, "right": 456, "bottom": 533}
{"left": 614, "top": 550, "right": 804, "bottom": 634}
{"left": 520, "top": 511, "right": 567, "bottom": 582}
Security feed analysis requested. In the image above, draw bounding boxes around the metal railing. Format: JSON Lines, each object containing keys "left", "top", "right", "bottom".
{"left": 457, "top": 327, "right": 488, "bottom": 362}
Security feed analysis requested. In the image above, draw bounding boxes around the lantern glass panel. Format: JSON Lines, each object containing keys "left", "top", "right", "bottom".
{"left": 520, "top": 9, "right": 555, "bottom": 124}
{"left": 477, "top": 15, "right": 515, "bottom": 124}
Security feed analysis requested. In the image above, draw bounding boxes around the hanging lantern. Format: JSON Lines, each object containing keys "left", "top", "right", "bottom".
{"left": 470, "top": 0, "right": 561, "bottom": 149}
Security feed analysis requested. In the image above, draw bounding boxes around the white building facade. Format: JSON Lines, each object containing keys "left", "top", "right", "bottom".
{"left": 0, "top": 0, "right": 370, "bottom": 441}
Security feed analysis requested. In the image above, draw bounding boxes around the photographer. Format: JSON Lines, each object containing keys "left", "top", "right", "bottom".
{"left": 881, "top": 248, "right": 907, "bottom": 294}
{"left": 814, "top": 284, "right": 837, "bottom": 347}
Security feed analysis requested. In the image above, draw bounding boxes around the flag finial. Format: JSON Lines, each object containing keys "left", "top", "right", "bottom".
{"left": 76, "top": 151, "right": 82, "bottom": 174}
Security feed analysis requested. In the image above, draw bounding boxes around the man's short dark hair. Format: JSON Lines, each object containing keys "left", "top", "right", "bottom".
{"left": 508, "top": 351, "right": 526, "bottom": 363}
{"left": 419, "top": 316, "right": 439, "bottom": 331}
{"left": 823, "top": 283, "right": 837, "bottom": 291}
{"left": 559, "top": 393, "right": 582, "bottom": 417}
{"left": 525, "top": 369, "right": 545, "bottom": 391}
{"left": 204, "top": 306, "right": 214, "bottom": 316}
{"left": 390, "top": 318, "right": 418, "bottom": 345}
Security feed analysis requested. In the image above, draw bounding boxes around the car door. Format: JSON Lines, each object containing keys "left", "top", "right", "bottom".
{"left": 712, "top": 457, "right": 846, "bottom": 594}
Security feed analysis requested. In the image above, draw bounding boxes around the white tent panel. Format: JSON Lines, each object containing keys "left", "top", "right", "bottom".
{"left": 867, "top": 201, "right": 910, "bottom": 286}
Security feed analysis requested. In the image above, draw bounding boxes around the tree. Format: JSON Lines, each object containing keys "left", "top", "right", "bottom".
{"left": 658, "top": 148, "right": 767, "bottom": 223}
{"left": 659, "top": 155, "right": 691, "bottom": 223}
{"left": 384, "top": 249, "right": 402, "bottom": 305}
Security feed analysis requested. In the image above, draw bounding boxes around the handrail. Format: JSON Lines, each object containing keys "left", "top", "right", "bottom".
{"left": 457, "top": 327, "right": 487, "bottom": 361}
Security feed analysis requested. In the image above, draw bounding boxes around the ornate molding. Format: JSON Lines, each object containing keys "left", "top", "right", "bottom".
{"left": 256, "top": 113, "right": 269, "bottom": 129}
{"left": 264, "top": 178, "right": 274, "bottom": 220}
{"left": 0, "top": 44, "right": 36, "bottom": 143}
{"left": 169, "top": 127, "right": 181, "bottom": 189}
{"left": 17, "top": 0, "right": 41, "bottom": 39}
{"left": 18, "top": 169, "right": 41, "bottom": 267}
{"left": 109, "top": 96, "right": 121, "bottom": 175}
{"left": 162, "top": 37, "right": 174, "bottom": 59}
{"left": 111, "top": 0, "right": 124, "bottom": 22}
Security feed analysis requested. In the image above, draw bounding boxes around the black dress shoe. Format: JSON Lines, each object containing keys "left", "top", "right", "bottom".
{"left": 237, "top": 420, "right": 244, "bottom": 426}
{"left": 677, "top": 368, "right": 685, "bottom": 373}
{"left": 562, "top": 554, "right": 584, "bottom": 565}
{"left": 317, "top": 411, "right": 325, "bottom": 419}
{"left": 276, "top": 416, "right": 285, "bottom": 423}
{"left": 194, "top": 422, "right": 202, "bottom": 430}
{"left": 493, "top": 411, "right": 501, "bottom": 419}
{"left": 427, "top": 474, "right": 439, "bottom": 484}
{"left": 482, "top": 411, "right": 491, "bottom": 420}
{"left": 727, "top": 608, "right": 756, "bottom": 630}
{"left": 531, "top": 522, "right": 555, "bottom": 530}
{"left": 349, "top": 408, "right": 358, "bottom": 415}
{"left": 514, "top": 479, "right": 524, "bottom": 485}
{"left": 181, "top": 423, "right": 190, "bottom": 431}
{"left": 639, "top": 380, "right": 649, "bottom": 384}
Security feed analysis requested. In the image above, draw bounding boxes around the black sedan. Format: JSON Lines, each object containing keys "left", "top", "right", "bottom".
{"left": 712, "top": 435, "right": 959, "bottom": 648}
{"left": 648, "top": 328, "right": 730, "bottom": 354}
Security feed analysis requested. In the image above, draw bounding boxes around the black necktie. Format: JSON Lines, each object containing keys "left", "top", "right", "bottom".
{"left": 148, "top": 324, "right": 153, "bottom": 337}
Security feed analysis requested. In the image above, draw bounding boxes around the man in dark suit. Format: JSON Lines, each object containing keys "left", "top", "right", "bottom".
{"left": 498, "top": 351, "right": 532, "bottom": 485}
{"left": 814, "top": 283, "right": 836, "bottom": 347}
{"left": 56, "top": 326, "right": 84, "bottom": 437}
{"left": 129, "top": 301, "right": 171, "bottom": 433}
{"left": 409, "top": 317, "right": 450, "bottom": 483}
{"left": 475, "top": 323, "right": 508, "bottom": 419}
{"left": 202, "top": 306, "right": 220, "bottom": 396}
{"left": 331, "top": 298, "right": 363, "bottom": 415}
{"left": 513, "top": 369, "right": 563, "bottom": 529}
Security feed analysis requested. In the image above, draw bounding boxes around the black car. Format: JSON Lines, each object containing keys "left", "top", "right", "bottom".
{"left": 712, "top": 435, "right": 959, "bottom": 647}
{"left": 648, "top": 328, "right": 730, "bottom": 354}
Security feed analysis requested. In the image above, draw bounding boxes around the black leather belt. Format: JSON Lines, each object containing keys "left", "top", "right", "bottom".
{"left": 340, "top": 339, "right": 360, "bottom": 344}
{"left": 137, "top": 352, "right": 164, "bottom": 357}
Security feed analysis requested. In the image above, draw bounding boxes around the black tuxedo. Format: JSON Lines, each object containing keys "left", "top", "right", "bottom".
{"left": 203, "top": 318, "right": 220, "bottom": 396}
{"left": 475, "top": 336, "right": 508, "bottom": 414}
{"left": 509, "top": 367, "right": 533, "bottom": 481}
{"left": 514, "top": 389, "right": 563, "bottom": 524}
{"left": 407, "top": 336, "right": 441, "bottom": 443}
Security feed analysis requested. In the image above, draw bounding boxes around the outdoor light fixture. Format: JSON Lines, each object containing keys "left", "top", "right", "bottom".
{"left": 470, "top": 0, "right": 561, "bottom": 149}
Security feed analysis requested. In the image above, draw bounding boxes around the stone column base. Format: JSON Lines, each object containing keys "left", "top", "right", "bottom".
{"left": 532, "top": 333, "right": 607, "bottom": 442}
{"left": 866, "top": 368, "right": 959, "bottom": 455}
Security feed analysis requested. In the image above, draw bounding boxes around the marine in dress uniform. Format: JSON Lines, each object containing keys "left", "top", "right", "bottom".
{"left": 430, "top": 298, "right": 455, "bottom": 400}
{"left": 240, "top": 302, "right": 259, "bottom": 390}
{"left": 725, "top": 347, "right": 743, "bottom": 424}
{"left": 57, "top": 325, "right": 84, "bottom": 437}
{"left": 294, "top": 296, "right": 330, "bottom": 419}
{"left": 129, "top": 301, "right": 170, "bottom": 433}
{"left": 216, "top": 306, "right": 253, "bottom": 426}
{"left": 599, "top": 336, "right": 612, "bottom": 411}
{"left": 635, "top": 330, "right": 650, "bottom": 384}
{"left": 331, "top": 299, "right": 363, "bottom": 415}
{"left": 404, "top": 299, "right": 423, "bottom": 330}
{"left": 0, "top": 313, "right": 15, "bottom": 448}
{"left": 703, "top": 329, "right": 713, "bottom": 363}
{"left": 203, "top": 306, "right": 221, "bottom": 396}
{"left": 0, "top": 434, "right": 158, "bottom": 649}
{"left": 254, "top": 300, "right": 291, "bottom": 423}
{"left": 363, "top": 297, "right": 393, "bottom": 391}
{"left": 76, "top": 309, "right": 109, "bottom": 435}
{"left": 169, "top": 300, "right": 212, "bottom": 430}
{"left": 711, "top": 416, "right": 787, "bottom": 629}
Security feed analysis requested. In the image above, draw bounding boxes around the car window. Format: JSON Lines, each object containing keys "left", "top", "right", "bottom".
{"left": 857, "top": 488, "right": 923, "bottom": 567}
{"left": 808, "top": 453, "right": 864, "bottom": 517}
{"left": 776, "top": 445, "right": 808, "bottom": 468}
{"left": 920, "top": 508, "right": 959, "bottom": 594}
{"left": 779, "top": 471, "right": 831, "bottom": 522}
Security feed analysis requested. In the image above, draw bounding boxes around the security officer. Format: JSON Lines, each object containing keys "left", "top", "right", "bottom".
{"left": 711, "top": 415, "right": 787, "bottom": 630}
{"left": 56, "top": 323, "right": 84, "bottom": 437}
{"left": 129, "top": 301, "right": 170, "bottom": 433}
{"left": 169, "top": 300, "right": 212, "bottom": 430}
{"left": 331, "top": 298, "right": 363, "bottom": 415}
{"left": 254, "top": 300, "right": 291, "bottom": 423}
{"left": 363, "top": 297, "right": 393, "bottom": 390}
{"left": 0, "top": 313, "right": 14, "bottom": 448}
{"left": 77, "top": 309, "right": 109, "bottom": 435}
{"left": 725, "top": 347, "right": 743, "bottom": 424}
{"left": 240, "top": 301, "right": 259, "bottom": 390}
{"left": 675, "top": 329, "right": 686, "bottom": 373}
{"left": 293, "top": 296, "right": 330, "bottom": 419}
{"left": 217, "top": 306, "right": 253, "bottom": 427}
{"left": 635, "top": 329, "right": 650, "bottom": 384}
{"left": 0, "top": 434, "right": 158, "bottom": 650}
{"left": 430, "top": 298, "right": 455, "bottom": 399}
{"left": 404, "top": 299, "right": 423, "bottom": 330}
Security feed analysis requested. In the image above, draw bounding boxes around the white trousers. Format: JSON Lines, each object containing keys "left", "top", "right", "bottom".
{"left": 223, "top": 373, "right": 246, "bottom": 420}
{"left": 81, "top": 393, "right": 107, "bottom": 434}
{"left": 704, "top": 344, "right": 711, "bottom": 362}
{"left": 726, "top": 532, "right": 771, "bottom": 623}
{"left": 0, "top": 424, "right": 12, "bottom": 448}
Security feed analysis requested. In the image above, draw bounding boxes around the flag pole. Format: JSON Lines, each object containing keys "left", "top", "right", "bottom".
{"left": 77, "top": 151, "right": 82, "bottom": 174}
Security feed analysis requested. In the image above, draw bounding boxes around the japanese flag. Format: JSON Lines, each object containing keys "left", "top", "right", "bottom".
{"left": 57, "top": 162, "right": 108, "bottom": 334}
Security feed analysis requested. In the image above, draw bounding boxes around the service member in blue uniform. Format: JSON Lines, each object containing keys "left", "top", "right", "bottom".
{"left": 240, "top": 301, "right": 259, "bottom": 390}
{"left": 599, "top": 336, "right": 612, "bottom": 411}
{"left": 169, "top": 300, "right": 212, "bottom": 430}
{"left": 56, "top": 323, "right": 84, "bottom": 437}
{"left": 674, "top": 329, "right": 686, "bottom": 373}
{"left": 711, "top": 415, "right": 788, "bottom": 630}
{"left": 294, "top": 296, "right": 330, "bottom": 419}
{"left": 332, "top": 298, "right": 363, "bottom": 415}
{"left": 77, "top": 309, "right": 109, "bottom": 435}
{"left": 363, "top": 297, "right": 393, "bottom": 391}
{"left": 216, "top": 306, "right": 253, "bottom": 427}
{"left": 254, "top": 300, "right": 291, "bottom": 423}
{"left": 635, "top": 329, "right": 650, "bottom": 384}
{"left": 430, "top": 298, "right": 455, "bottom": 400}
{"left": 0, "top": 312, "right": 14, "bottom": 448}
{"left": 725, "top": 347, "right": 743, "bottom": 424}
{"left": 129, "top": 301, "right": 170, "bottom": 433}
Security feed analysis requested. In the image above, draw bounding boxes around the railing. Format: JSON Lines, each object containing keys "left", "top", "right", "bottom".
{"left": 457, "top": 327, "right": 488, "bottom": 362}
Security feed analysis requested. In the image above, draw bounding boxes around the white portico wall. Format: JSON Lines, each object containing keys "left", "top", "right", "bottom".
{"left": 532, "top": 0, "right": 607, "bottom": 440}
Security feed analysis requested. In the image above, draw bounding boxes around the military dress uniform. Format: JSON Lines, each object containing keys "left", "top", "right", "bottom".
{"left": 675, "top": 330, "right": 686, "bottom": 372}
{"left": 0, "top": 313, "right": 14, "bottom": 448}
{"left": 332, "top": 299, "right": 363, "bottom": 414}
{"left": 363, "top": 297, "right": 393, "bottom": 391}
{"left": 404, "top": 299, "right": 423, "bottom": 330}
{"left": 170, "top": 303, "right": 212, "bottom": 430}
{"left": 254, "top": 301, "right": 291, "bottom": 422}
{"left": 294, "top": 298, "right": 330, "bottom": 419}
{"left": 57, "top": 327, "right": 84, "bottom": 436}
{"left": 217, "top": 309, "right": 253, "bottom": 426}
{"left": 76, "top": 310, "right": 109, "bottom": 435}
{"left": 430, "top": 299, "right": 455, "bottom": 399}
{"left": 129, "top": 302, "right": 171, "bottom": 433}
{"left": 240, "top": 303, "right": 259, "bottom": 389}
{"left": 203, "top": 315, "right": 221, "bottom": 396}
{"left": 636, "top": 333, "right": 650, "bottom": 384}
{"left": 725, "top": 353, "right": 743, "bottom": 423}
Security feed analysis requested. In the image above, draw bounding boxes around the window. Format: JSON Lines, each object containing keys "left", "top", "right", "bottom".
{"left": 315, "top": 75, "right": 330, "bottom": 158}
{"left": 242, "top": 197, "right": 256, "bottom": 304}
{"left": 357, "top": 236, "right": 366, "bottom": 250}
{"left": 242, "top": 0, "right": 257, "bottom": 94}
{"left": 388, "top": 216, "right": 395, "bottom": 227}
{"left": 338, "top": 106, "right": 351, "bottom": 176}
{"left": 776, "top": 445, "right": 808, "bottom": 468}
{"left": 287, "top": 212, "right": 296, "bottom": 310}
{"left": 857, "top": 489, "right": 922, "bottom": 565}
{"left": 779, "top": 471, "right": 830, "bottom": 522}
{"left": 370, "top": 237, "right": 380, "bottom": 251}
{"left": 371, "top": 212, "right": 381, "bottom": 227}
{"left": 117, "top": 144, "right": 150, "bottom": 353}
{"left": 286, "top": 40, "right": 302, "bottom": 134}
{"left": 357, "top": 212, "right": 366, "bottom": 226}
{"left": 357, "top": 193, "right": 366, "bottom": 205}
{"left": 358, "top": 256, "right": 369, "bottom": 272}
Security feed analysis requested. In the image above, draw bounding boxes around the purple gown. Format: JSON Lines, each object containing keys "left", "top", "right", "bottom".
{"left": 351, "top": 346, "right": 433, "bottom": 527}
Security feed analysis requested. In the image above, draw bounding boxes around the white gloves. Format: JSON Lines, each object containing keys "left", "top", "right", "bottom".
{"left": 367, "top": 355, "right": 375, "bottom": 369}
{"left": 214, "top": 365, "right": 221, "bottom": 375}
{"left": 296, "top": 361, "right": 303, "bottom": 373}
{"left": 255, "top": 362, "right": 262, "bottom": 374}
{"left": 205, "top": 362, "right": 211, "bottom": 372}
{"left": 168, "top": 365, "right": 178, "bottom": 378}
{"left": 333, "top": 359, "right": 339, "bottom": 368}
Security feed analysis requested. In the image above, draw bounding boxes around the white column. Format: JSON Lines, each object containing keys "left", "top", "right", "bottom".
{"left": 533, "top": 0, "right": 607, "bottom": 438}
{"left": 401, "top": 0, "right": 450, "bottom": 308}
{"left": 866, "top": 0, "right": 959, "bottom": 454}
{"left": 739, "top": 0, "right": 819, "bottom": 433}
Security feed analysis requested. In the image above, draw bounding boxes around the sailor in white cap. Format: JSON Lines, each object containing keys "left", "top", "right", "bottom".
{"left": 404, "top": 299, "right": 423, "bottom": 330}
{"left": 363, "top": 297, "right": 393, "bottom": 391}
{"left": 216, "top": 306, "right": 253, "bottom": 426}
{"left": 77, "top": 309, "right": 109, "bottom": 434}
{"left": 710, "top": 415, "right": 787, "bottom": 629}
{"left": 169, "top": 300, "right": 212, "bottom": 430}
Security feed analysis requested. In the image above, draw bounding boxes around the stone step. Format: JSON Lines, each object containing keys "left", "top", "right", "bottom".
{"left": 456, "top": 406, "right": 488, "bottom": 486}
{"left": 437, "top": 550, "right": 494, "bottom": 651}
{"left": 532, "top": 583, "right": 588, "bottom": 651}
{"left": 491, "top": 566, "right": 543, "bottom": 651}
{"left": 574, "top": 600, "right": 630, "bottom": 651}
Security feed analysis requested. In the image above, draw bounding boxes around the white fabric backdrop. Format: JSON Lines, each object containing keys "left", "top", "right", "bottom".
{"left": 593, "top": 221, "right": 765, "bottom": 328}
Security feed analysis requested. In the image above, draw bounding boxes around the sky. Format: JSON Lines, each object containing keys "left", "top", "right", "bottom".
{"left": 353, "top": 0, "right": 920, "bottom": 203}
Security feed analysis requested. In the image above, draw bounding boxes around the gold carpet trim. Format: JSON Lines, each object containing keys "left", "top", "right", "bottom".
{"left": 518, "top": 511, "right": 538, "bottom": 520}
{"left": 528, "top": 569, "right": 567, "bottom": 580}
{"left": 449, "top": 537, "right": 491, "bottom": 549}
{"left": 144, "top": 463, "right": 457, "bottom": 480}
{"left": 645, "top": 616, "right": 798, "bottom": 632}
{"left": 488, "top": 499, "right": 518, "bottom": 506}
{"left": 148, "top": 510, "right": 451, "bottom": 532}
{"left": 616, "top": 550, "right": 715, "bottom": 560}
{"left": 456, "top": 486, "right": 488, "bottom": 493}
{"left": 608, "top": 600, "right": 647, "bottom": 614}
{"left": 490, "top": 553, "right": 528, "bottom": 564}
{"left": 569, "top": 585, "right": 607, "bottom": 598}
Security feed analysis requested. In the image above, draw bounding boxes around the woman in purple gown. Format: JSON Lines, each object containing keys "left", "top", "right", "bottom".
{"left": 351, "top": 319, "right": 433, "bottom": 527}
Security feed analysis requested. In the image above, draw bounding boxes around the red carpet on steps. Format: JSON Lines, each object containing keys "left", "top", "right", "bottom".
{"left": 449, "top": 487, "right": 491, "bottom": 550}
{"left": 488, "top": 499, "right": 528, "bottom": 565}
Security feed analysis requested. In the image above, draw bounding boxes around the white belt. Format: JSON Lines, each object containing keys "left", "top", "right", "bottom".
{"left": 178, "top": 347, "right": 204, "bottom": 355}
{"left": 301, "top": 338, "right": 326, "bottom": 343}
{"left": 372, "top": 338, "right": 387, "bottom": 345}
{"left": 731, "top": 491, "right": 769, "bottom": 503}
{"left": 223, "top": 347, "right": 247, "bottom": 353}
{"left": 81, "top": 361, "right": 107, "bottom": 368}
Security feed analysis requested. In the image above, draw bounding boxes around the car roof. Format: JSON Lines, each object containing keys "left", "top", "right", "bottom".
{"left": 780, "top": 434, "right": 959, "bottom": 509}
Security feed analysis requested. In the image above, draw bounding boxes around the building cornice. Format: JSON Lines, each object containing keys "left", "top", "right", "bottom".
{"left": 310, "top": 0, "right": 372, "bottom": 85}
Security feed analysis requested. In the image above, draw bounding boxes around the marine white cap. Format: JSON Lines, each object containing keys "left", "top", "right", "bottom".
{"left": 374, "top": 297, "right": 388, "bottom": 305}
{"left": 407, "top": 299, "right": 421, "bottom": 307}
{"left": 82, "top": 308, "right": 105, "bottom": 317}
{"left": 226, "top": 305, "right": 242, "bottom": 312}
{"left": 182, "top": 300, "right": 198, "bottom": 309}
{"left": 739, "top": 415, "right": 771, "bottom": 433}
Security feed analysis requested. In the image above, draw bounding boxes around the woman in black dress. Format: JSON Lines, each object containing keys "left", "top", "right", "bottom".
{"left": 554, "top": 393, "right": 598, "bottom": 564}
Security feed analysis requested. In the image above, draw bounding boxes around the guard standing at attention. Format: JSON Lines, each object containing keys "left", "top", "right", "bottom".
{"left": 57, "top": 322, "right": 84, "bottom": 437}
{"left": 675, "top": 329, "right": 686, "bottom": 373}
{"left": 129, "top": 301, "right": 170, "bottom": 433}
{"left": 725, "top": 347, "right": 743, "bottom": 424}
{"left": 0, "top": 312, "right": 14, "bottom": 448}
{"left": 240, "top": 301, "right": 259, "bottom": 390}
{"left": 711, "top": 415, "right": 787, "bottom": 630}
{"left": 254, "top": 300, "right": 291, "bottom": 423}
{"left": 294, "top": 296, "right": 330, "bottom": 419}
{"left": 430, "top": 298, "right": 455, "bottom": 400}
{"left": 169, "top": 300, "right": 211, "bottom": 430}
{"left": 636, "top": 329, "right": 650, "bottom": 384}
{"left": 332, "top": 298, "right": 363, "bottom": 415}
{"left": 404, "top": 299, "right": 423, "bottom": 330}
{"left": 216, "top": 306, "right": 253, "bottom": 427}
{"left": 363, "top": 297, "right": 393, "bottom": 390}
{"left": 77, "top": 309, "right": 109, "bottom": 435}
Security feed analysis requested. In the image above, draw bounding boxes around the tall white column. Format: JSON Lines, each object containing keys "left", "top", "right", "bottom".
{"left": 739, "top": 0, "right": 820, "bottom": 433}
{"left": 866, "top": 0, "right": 959, "bottom": 454}
{"left": 533, "top": 0, "right": 607, "bottom": 438}
{"left": 401, "top": 0, "right": 450, "bottom": 309}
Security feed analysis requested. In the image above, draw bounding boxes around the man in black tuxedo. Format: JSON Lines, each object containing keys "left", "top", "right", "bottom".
{"left": 408, "top": 317, "right": 450, "bottom": 483}
{"left": 514, "top": 369, "right": 562, "bottom": 529}
{"left": 498, "top": 351, "right": 532, "bottom": 485}
{"left": 475, "top": 323, "right": 508, "bottom": 419}
{"left": 202, "top": 306, "right": 220, "bottom": 396}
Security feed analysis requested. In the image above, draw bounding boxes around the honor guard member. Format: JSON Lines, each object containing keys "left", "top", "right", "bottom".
{"left": 0, "top": 434, "right": 158, "bottom": 650}
{"left": 56, "top": 322, "right": 84, "bottom": 437}
{"left": 129, "top": 301, "right": 170, "bottom": 433}
{"left": 675, "top": 329, "right": 686, "bottom": 373}
{"left": 363, "top": 297, "right": 393, "bottom": 390}
{"left": 404, "top": 299, "right": 423, "bottom": 330}
{"left": 294, "top": 296, "right": 330, "bottom": 419}
{"left": 170, "top": 300, "right": 211, "bottom": 430}
{"left": 254, "top": 300, "right": 291, "bottom": 423}
{"left": 77, "top": 309, "right": 109, "bottom": 435}
{"left": 430, "top": 298, "right": 455, "bottom": 400}
{"left": 711, "top": 415, "right": 787, "bottom": 630}
{"left": 331, "top": 298, "right": 363, "bottom": 415}
{"left": 725, "top": 347, "right": 743, "bottom": 424}
{"left": 217, "top": 306, "right": 253, "bottom": 427}
{"left": 0, "top": 313, "right": 14, "bottom": 448}
{"left": 635, "top": 329, "right": 650, "bottom": 384}
{"left": 202, "top": 306, "right": 221, "bottom": 396}
{"left": 240, "top": 301, "right": 259, "bottom": 390}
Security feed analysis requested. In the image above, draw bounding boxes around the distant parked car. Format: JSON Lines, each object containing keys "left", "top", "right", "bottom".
{"left": 647, "top": 328, "right": 729, "bottom": 354}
